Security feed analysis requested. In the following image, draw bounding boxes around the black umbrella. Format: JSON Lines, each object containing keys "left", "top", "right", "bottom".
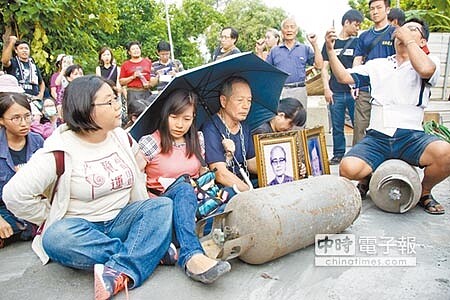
{"left": 129, "top": 52, "right": 288, "bottom": 141}
{"left": 129, "top": 52, "right": 288, "bottom": 189}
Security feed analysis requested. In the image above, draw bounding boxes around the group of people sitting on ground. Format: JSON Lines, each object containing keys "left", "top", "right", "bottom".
{"left": 0, "top": 69, "right": 308, "bottom": 299}
{"left": 0, "top": 3, "right": 449, "bottom": 298}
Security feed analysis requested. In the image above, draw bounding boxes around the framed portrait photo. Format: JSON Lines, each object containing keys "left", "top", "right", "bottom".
{"left": 302, "top": 126, "right": 330, "bottom": 176}
{"left": 253, "top": 130, "right": 305, "bottom": 188}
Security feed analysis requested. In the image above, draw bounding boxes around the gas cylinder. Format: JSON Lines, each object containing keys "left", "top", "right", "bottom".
{"left": 213, "top": 175, "right": 361, "bottom": 265}
{"left": 369, "top": 159, "right": 422, "bottom": 213}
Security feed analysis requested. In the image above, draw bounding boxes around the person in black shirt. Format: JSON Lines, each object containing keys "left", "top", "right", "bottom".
{"left": 1, "top": 36, "right": 45, "bottom": 98}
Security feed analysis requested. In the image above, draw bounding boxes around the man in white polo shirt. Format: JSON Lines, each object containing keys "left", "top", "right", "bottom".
{"left": 325, "top": 18, "right": 450, "bottom": 214}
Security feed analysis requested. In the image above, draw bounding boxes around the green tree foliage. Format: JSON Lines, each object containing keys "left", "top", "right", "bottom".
{"left": 348, "top": 0, "right": 450, "bottom": 31}
{"left": 170, "top": 0, "right": 223, "bottom": 67}
{"left": 107, "top": 0, "right": 167, "bottom": 65}
{"left": 0, "top": 0, "right": 118, "bottom": 76}
{"left": 0, "top": 0, "right": 296, "bottom": 81}
{"left": 402, "top": 0, "right": 450, "bottom": 31}
{"left": 209, "top": 0, "right": 286, "bottom": 58}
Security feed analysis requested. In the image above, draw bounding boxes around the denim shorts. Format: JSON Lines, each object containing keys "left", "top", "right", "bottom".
{"left": 345, "top": 129, "right": 440, "bottom": 170}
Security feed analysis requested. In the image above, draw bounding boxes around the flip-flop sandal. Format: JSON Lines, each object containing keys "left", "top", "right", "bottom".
{"left": 418, "top": 195, "right": 445, "bottom": 215}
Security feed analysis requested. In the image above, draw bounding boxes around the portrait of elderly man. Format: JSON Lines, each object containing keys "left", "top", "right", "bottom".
{"left": 268, "top": 145, "right": 294, "bottom": 186}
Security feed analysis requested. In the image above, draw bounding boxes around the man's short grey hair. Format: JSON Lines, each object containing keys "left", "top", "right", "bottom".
{"left": 280, "top": 17, "right": 297, "bottom": 29}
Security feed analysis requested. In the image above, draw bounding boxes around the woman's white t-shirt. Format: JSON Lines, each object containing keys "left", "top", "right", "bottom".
{"left": 64, "top": 131, "right": 135, "bottom": 222}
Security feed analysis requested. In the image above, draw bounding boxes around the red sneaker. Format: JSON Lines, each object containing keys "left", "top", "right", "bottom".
{"left": 94, "top": 264, "right": 129, "bottom": 300}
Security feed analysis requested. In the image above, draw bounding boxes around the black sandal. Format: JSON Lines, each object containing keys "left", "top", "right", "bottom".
{"left": 418, "top": 195, "right": 445, "bottom": 215}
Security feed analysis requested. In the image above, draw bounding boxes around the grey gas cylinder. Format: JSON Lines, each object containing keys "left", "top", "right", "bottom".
{"left": 205, "top": 175, "right": 361, "bottom": 265}
{"left": 369, "top": 159, "right": 422, "bottom": 213}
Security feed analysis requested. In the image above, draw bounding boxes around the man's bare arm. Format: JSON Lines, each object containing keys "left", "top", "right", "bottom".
{"left": 1, "top": 36, "right": 16, "bottom": 67}
{"left": 209, "top": 161, "right": 251, "bottom": 191}
{"left": 325, "top": 29, "right": 355, "bottom": 85}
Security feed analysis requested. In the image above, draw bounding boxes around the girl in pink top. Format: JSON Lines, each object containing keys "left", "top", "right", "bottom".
{"left": 138, "top": 89, "right": 230, "bottom": 284}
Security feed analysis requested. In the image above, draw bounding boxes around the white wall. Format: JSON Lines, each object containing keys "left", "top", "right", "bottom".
{"left": 429, "top": 32, "right": 450, "bottom": 100}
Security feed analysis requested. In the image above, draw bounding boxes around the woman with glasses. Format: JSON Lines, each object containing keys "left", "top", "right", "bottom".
{"left": 2, "top": 76, "right": 173, "bottom": 300}
{"left": 0, "top": 92, "right": 44, "bottom": 248}
{"left": 212, "top": 27, "right": 241, "bottom": 61}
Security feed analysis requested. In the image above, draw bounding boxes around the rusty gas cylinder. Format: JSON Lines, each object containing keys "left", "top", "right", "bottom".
{"left": 369, "top": 159, "right": 422, "bottom": 213}
{"left": 223, "top": 175, "right": 361, "bottom": 264}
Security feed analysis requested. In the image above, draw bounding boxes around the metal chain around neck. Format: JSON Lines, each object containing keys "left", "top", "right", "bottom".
{"left": 217, "top": 113, "right": 249, "bottom": 179}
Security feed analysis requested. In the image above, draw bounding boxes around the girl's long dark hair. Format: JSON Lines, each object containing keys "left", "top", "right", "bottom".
{"left": 159, "top": 89, "right": 202, "bottom": 162}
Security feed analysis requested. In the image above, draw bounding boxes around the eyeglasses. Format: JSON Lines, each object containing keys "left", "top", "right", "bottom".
{"left": 271, "top": 158, "right": 286, "bottom": 165}
{"left": 4, "top": 113, "right": 33, "bottom": 125}
{"left": 407, "top": 25, "right": 426, "bottom": 39}
{"left": 220, "top": 35, "right": 232, "bottom": 40}
{"left": 92, "top": 96, "right": 120, "bottom": 107}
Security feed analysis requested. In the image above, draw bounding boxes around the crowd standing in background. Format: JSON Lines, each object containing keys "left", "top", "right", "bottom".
{"left": 50, "top": 54, "right": 67, "bottom": 104}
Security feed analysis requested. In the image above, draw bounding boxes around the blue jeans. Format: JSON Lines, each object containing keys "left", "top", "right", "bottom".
{"left": 329, "top": 92, "right": 354, "bottom": 157}
{"left": 42, "top": 198, "right": 172, "bottom": 288}
{"left": 163, "top": 181, "right": 205, "bottom": 268}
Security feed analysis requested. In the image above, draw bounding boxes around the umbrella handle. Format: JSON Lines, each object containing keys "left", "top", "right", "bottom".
{"left": 239, "top": 167, "right": 254, "bottom": 191}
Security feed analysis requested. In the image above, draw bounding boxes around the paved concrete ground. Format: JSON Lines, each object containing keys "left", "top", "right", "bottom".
{"left": 1, "top": 152, "right": 450, "bottom": 300}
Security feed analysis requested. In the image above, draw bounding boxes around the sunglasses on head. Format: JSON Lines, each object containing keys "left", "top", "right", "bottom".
{"left": 406, "top": 25, "right": 426, "bottom": 39}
